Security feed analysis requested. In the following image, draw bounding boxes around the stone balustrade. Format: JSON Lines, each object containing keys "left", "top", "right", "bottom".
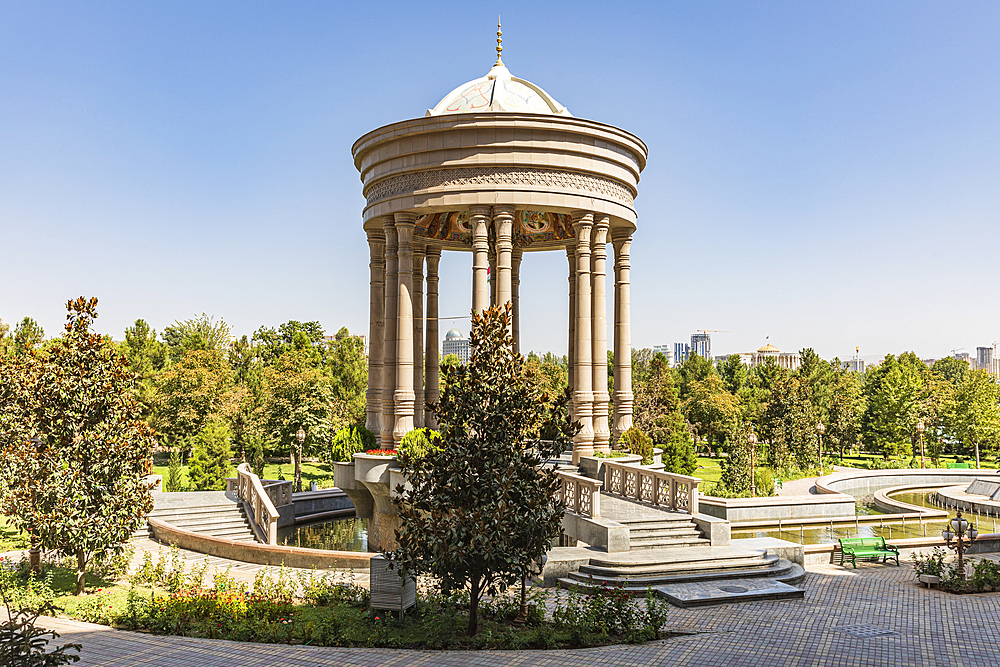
{"left": 234, "top": 463, "right": 286, "bottom": 545}
{"left": 556, "top": 470, "right": 603, "bottom": 519}
{"left": 601, "top": 459, "right": 700, "bottom": 515}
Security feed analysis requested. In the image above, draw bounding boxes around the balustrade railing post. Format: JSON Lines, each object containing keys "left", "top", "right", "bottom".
{"left": 689, "top": 480, "right": 699, "bottom": 515}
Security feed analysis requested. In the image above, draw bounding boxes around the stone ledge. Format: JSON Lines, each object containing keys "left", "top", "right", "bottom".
{"left": 148, "top": 517, "right": 374, "bottom": 570}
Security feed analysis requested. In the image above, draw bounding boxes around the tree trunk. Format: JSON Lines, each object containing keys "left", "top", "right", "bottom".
{"left": 975, "top": 439, "right": 981, "bottom": 469}
{"left": 467, "top": 576, "right": 480, "bottom": 636}
{"left": 75, "top": 549, "right": 87, "bottom": 596}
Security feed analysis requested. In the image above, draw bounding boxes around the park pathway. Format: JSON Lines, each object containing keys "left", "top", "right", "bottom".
{"left": 38, "top": 562, "right": 1000, "bottom": 667}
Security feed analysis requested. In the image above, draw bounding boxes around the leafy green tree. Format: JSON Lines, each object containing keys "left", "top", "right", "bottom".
{"left": 633, "top": 355, "right": 696, "bottom": 472}
{"left": 324, "top": 327, "right": 368, "bottom": 429}
{"left": 122, "top": 319, "right": 166, "bottom": 378}
{"left": 717, "top": 420, "right": 754, "bottom": 496}
{"left": 930, "top": 355, "right": 970, "bottom": 386}
{"left": 161, "top": 313, "right": 232, "bottom": 362}
{"left": 165, "top": 447, "right": 185, "bottom": 492}
{"left": 13, "top": 317, "right": 44, "bottom": 354}
{"left": 389, "top": 304, "right": 573, "bottom": 636}
{"left": 152, "top": 349, "right": 232, "bottom": 447}
{"left": 325, "top": 424, "right": 377, "bottom": 463}
{"left": 0, "top": 318, "right": 12, "bottom": 357}
{"left": 682, "top": 375, "right": 738, "bottom": 455}
{"left": 945, "top": 369, "right": 1000, "bottom": 468}
{"left": 718, "top": 354, "right": 748, "bottom": 395}
{"left": 764, "top": 376, "right": 821, "bottom": 471}
{"left": 861, "top": 353, "right": 925, "bottom": 459}
{"left": 261, "top": 349, "right": 334, "bottom": 460}
{"left": 678, "top": 352, "right": 715, "bottom": 399}
{"left": 825, "top": 369, "right": 865, "bottom": 461}
{"left": 187, "top": 417, "right": 233, "bottom": 490}
{"left": 0, "top": 297, "right": 154, "bottom": 594}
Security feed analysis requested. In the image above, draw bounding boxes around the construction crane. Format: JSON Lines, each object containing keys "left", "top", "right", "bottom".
{"left": 696, "top": 329, "right": 729, "bottom": 335}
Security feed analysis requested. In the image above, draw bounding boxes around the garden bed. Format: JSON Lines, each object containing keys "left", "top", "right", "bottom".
{"left": 1, "top": 550, "right": 680, "bottom": 651}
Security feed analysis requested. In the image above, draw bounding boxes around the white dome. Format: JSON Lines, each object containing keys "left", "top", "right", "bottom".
{"left": 445, "top": 328, "right": 463, "bottom": 340}
{"left": 426, "top": 61, "right": 571, "bottom": 117}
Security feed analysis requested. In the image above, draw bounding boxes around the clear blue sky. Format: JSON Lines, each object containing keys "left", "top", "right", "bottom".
{"left": 2, "top": 1, "right": 998, "bottom": 362}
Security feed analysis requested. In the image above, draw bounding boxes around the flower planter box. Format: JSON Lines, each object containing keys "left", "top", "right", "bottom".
{"left": 353, "top": 453, "right": 399, "bottom": 484}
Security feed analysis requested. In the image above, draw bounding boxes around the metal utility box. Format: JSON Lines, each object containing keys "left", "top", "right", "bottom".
{"left": 369, "top": 555, "right": 416, "bottom": 620}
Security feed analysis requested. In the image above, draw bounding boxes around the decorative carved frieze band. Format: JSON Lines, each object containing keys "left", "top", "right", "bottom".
{"left": 364, "top": 167, "right": 636, "bottom": 207}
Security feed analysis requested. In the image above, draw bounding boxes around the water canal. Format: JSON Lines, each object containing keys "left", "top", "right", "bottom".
{"left": 732, "top": 487, "right": 1000, "bottom": 545}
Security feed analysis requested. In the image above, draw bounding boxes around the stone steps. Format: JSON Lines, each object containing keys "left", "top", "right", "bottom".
{"left": 557, "top": 548, "right": 806, "bottom": 607}
{"left": 618, "top": 517, "right": 709, "bottom": 550}
{"left": 141, "top": 499, "right": 259, "bottom": 543}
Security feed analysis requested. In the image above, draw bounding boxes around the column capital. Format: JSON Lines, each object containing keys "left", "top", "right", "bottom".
{"left": 394, "top": 211, "right": 418, "bottom": 225}
{"left": 470, "top": 204, "right": 493, "bottom": 217}
{"left": 610, "top": 226, "right": 634, "bottom": 243}
{"left": 425, "top": 245, "right": 442, "bottom": 259}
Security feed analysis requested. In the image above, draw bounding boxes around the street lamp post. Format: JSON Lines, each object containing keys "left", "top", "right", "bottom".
{"left": 748, "top": 428, "right": 758, "bottom": 497}
{"left": 815, "top": 422, "right": 825, "bottom": 475}
{"left": 942, "top": 510, "right": 978, "bottom": 582}
{"left": 916, "top": 420, "right": 926, "bottom": 469}
{"left": 295, "top": 427, "right": 306, "bottom": 493}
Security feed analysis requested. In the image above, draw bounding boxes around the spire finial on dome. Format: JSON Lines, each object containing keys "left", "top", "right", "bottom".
{"left": 495, "top": 17, "right": 503, "bottom": 65}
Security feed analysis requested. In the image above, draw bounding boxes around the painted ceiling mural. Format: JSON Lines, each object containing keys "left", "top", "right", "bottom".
{"left": 414, "top": 210, "right": 574, "bottom": 247}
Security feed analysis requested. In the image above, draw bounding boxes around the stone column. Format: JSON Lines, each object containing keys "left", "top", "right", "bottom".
{"left": 571, "top": 211, "right": 595, "bottom": 464}
{"left": 512, "top": 248, "right": 523, "bottom": 354}
{"left": 471, "top": 206, "right": 491, "bottom": 314}
{"left": 612, "top": 228, "right": 634, "bottom": 443}
{"left": 566, "top": 247, "right": 576, "bottom": 419}
{"left": 424, "top": 246, "right": 442, "bottom": 429}
{"left": 494, "top": 206, "right": 514, "bottom": 329}
{"left": 365, "top": 228, "right": 385, "bottom": 436}
{"left": 591, "top": 215, "right": 611, "bottom": 452}
{"left": 393, "top": 213, "right": 416, "bottom": 445}
{"left": 412, "top": 245, "right": 425, "bottom": 428}
{"left": 380, "top": 217, "right": 398, "bottom": 449}
{"left": 489, "top": 246, "right": 497, "bottom": 307}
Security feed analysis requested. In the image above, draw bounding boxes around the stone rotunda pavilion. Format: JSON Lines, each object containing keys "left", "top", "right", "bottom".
{"left": 352, "top": 32, "right": 648, "bottom": 464}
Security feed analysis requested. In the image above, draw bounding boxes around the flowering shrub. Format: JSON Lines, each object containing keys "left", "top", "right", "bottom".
{"left": 364, "top": 449, "right": 398, "bottom": 456}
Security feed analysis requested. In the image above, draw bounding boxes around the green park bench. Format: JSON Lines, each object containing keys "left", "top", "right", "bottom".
{"left": 838, "top": 536, "right": 900, "bottom": 568}
{"left": 946, "top": 462, "right": 971, "bottom": 469}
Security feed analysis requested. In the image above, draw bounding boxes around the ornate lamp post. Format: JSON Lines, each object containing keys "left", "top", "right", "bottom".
{"left": 942, "top": 510, "right": 978, "bottom": 581}
{"left": 295, "top": 427, "right": 306, "bottom": 493}
{"left": 916, "top": 420, "right": 926, "bottom": 469}
{"left": 815, "top": 421, "right": 825, "bottom": 474}
{"left": 748, "top": 428, "right": 758, "bottom": 497}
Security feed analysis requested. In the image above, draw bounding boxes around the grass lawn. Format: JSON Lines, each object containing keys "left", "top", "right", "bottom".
{"left": 692, "top": 451, "right": 997, "bottom": 489}
{"left": 151, "top": 461, "right": 338, "bottom": 491}
{"left": 0, "top": 515, "right": 30, "bottom": 551}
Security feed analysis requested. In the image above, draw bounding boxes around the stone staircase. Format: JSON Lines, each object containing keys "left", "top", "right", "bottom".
{"left": 137, "top": 492, "right": 259, "bottom": 543}
{"left": 624, "top": 516, "right": 711, "bottom": 549}
{"left": 558, "top": 547, "right": 805, "bottom": 607}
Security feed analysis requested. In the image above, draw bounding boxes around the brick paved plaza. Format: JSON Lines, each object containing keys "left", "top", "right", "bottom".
{"left": 39, "top": 560, "right": 1000, "bottom": 667}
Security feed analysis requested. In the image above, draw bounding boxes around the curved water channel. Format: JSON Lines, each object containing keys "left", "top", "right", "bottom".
{"left": 732, "top": 488, "right": 1000, "bottom": 545}
{"left": 278, "top": 517, "right": 370, "bottom": 551}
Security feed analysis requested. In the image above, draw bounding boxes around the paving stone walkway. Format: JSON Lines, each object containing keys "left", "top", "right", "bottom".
{"left": 38, "top": 560, "right": 1000, "bottom": 666}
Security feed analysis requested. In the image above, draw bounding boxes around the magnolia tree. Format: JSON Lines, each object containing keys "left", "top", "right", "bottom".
{"left": 0, "top": 298, "right": 154, "bottom": 594}
{"left": 388, "top": 304, "right": 576, "bottom": 635}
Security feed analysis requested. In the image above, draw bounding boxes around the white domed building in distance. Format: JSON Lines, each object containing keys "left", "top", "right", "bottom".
{"left": 442, "top": 328, "right": 470, "bottom": 365}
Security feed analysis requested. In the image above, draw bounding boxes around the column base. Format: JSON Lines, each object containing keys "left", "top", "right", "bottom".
{"left": 393, "top": 390, "right": 416, "bottom": 445}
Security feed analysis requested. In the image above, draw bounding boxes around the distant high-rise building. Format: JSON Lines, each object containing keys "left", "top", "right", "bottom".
{"left": 652, "top": 344, "right": 674, "bottom": 366}
{"left": 846, "top": 358, "right": 866, "bottom": 373}
{"left": 674, "top": 342, "right": 690, "bottom": 365}
{"left": 690, "top": 332, "right": 711, "bottom": 360}
{"left": 977, "top": 346, "right": 994, "bottom": 370}
{"left": 442, "top": 328, "right": 470, "bottom": 364}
